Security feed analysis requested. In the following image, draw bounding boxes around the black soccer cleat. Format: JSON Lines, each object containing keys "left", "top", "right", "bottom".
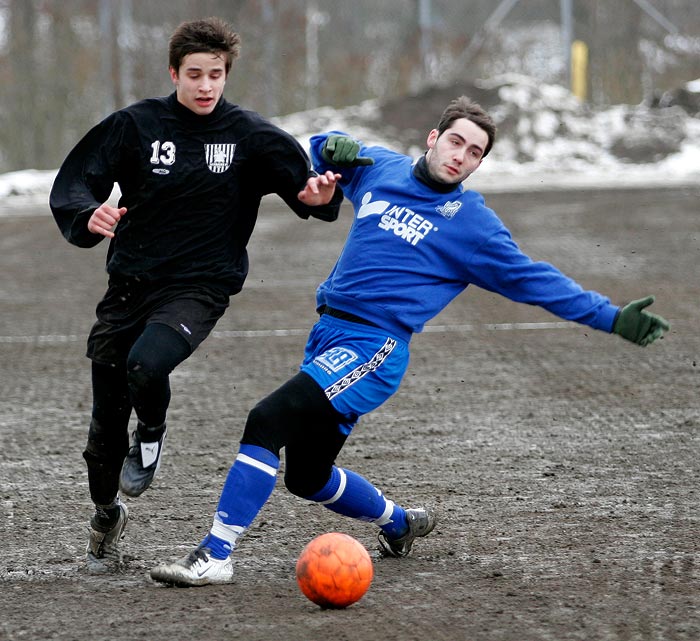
{"left": 86, "top": 503, "right": 129, "bottom": 574}
{"left": 119, "top": 423, "right": 167, "bottom": 497}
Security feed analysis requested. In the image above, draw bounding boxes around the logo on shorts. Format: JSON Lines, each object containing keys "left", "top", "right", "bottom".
{"left": 205, "top": 144, "right": 236, "bottom": 173}
{"left": 324, "top": 337, "right": 397, "bottom": 400}
{"left": 314, "top": 346, "right": 358, "bottom": 373}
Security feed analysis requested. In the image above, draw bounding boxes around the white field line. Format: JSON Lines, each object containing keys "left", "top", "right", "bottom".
{"left": 0, "top": 321, "right": 576, "bottom": 344}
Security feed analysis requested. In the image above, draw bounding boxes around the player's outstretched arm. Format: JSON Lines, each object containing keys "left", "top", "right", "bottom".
{"left": 612, "top": 295, "right": 670, "bottom": 346}
{"left": 297, "top": 170, "right": 341, "bottom": 206}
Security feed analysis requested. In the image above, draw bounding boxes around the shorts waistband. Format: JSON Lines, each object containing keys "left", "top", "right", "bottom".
{"left": 318, "top": 305, "right": 379, "bottom": 328}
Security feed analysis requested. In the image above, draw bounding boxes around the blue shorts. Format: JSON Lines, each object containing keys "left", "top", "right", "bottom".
{"left": 300, "top": 314, "right": 410, "bottom": 434}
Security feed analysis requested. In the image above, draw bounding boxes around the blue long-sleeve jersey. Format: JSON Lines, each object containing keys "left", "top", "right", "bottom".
{"left": 310, "top": 132, "right": 619, "bottom": 343}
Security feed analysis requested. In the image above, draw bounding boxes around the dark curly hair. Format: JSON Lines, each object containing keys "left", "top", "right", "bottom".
{"left": 169, "top": 17, "right": 241, "bottom": 74}
{"left": 437, "top": 96, "right": 496, "bottom": 157}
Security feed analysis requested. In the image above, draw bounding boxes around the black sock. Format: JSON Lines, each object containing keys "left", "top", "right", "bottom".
{"left": 94, "top": 500, "right": 121, "bottom": 528}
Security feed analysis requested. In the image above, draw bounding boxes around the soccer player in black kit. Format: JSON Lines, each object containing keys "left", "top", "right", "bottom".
{"left": 49, "top": 17, "right": 342, "bottom": 574}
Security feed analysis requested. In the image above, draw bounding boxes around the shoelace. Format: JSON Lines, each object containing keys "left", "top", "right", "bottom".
{"left": 186, "top": 546, "right": 211, "bottom": 566}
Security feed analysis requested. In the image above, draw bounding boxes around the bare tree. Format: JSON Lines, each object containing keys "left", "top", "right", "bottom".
{"left": 2, "top": 0, "right": 37, "bottom": 169}
{"left": 0, "top": 0, "right": 698, "bottom": 172}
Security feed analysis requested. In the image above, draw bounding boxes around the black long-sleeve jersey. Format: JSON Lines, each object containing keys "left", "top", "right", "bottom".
{"left": 50, "top": 93, "right": 342, "bottom": 294}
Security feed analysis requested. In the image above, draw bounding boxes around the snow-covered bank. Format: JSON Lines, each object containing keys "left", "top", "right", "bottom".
{"left": 2, "top": 74, "right": 698, "bottom": 217}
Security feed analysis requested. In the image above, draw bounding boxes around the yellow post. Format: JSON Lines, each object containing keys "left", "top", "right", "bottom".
{"left": 571, "top": 39, "right": 588, "bottom": 101}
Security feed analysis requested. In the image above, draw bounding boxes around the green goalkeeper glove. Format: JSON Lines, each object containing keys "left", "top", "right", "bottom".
{"left": 321, "top": 135, "right": 374, "bottom": 167}
{"left": 613, "top": 295, "right": 670, "bottom": 346}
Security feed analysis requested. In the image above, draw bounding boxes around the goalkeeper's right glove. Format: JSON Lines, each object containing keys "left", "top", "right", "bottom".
{"left": 320, "top": 135, "right": 374, "bottom": 167}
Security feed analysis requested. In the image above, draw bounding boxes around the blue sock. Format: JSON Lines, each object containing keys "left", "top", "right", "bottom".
{"left": 307, "top": 466, "right": 408, "bottom": 539}
{"left": 201, "top": 444, "right": 280, "bottom": 559}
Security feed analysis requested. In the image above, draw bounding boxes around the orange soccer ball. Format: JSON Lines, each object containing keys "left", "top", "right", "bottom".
{"left": 295, "top": 532, "right": 374, "bottom": 609}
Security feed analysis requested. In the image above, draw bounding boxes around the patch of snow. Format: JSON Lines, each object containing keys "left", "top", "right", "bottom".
{"left": 2, "top": 74, "right": 699, "bottom": 217}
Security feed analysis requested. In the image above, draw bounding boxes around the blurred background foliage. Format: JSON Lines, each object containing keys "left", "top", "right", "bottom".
{"left": 0, "top": 0, "right": 698, "bottom": 171}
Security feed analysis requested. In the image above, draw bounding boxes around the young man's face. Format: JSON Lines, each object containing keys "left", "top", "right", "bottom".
{"left": 424, "top": 117, "right": 488, "bottom": 184}
{"left": 169, "top": 52, "right": 228, "bottom": 115}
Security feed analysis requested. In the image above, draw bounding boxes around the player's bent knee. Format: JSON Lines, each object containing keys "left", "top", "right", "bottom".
{"left": 283, "top": 470, "right": 329, "bottom": 499}
{"left": 240, "top": 400, "right": 288, "bottom": 456}
{"left": 125, "top": 358, "right": 158, "bottom": 391}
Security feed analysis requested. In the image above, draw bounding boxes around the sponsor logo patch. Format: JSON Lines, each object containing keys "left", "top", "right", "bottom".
{"left": 356, "top": 191, "right": 437, "bottom": 246}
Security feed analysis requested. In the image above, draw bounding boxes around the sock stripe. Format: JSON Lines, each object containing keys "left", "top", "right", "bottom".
{"left": 210, "top": 519, "right": 246, "bottom": 546}
{"left": 317, "top": 468, "right": 347, "bottom": 505}
{"left": 236, "top": 452, "right": 278, "bottom": 477}
{"left": 373, "top": 498, "right": 395, "bottom": 527}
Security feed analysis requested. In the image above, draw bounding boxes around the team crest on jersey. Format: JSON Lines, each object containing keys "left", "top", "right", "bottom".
{"left": 435, "top": 200, "right": 462, "bottom": 219}
{"left": 205, "top": 143, "right": 236, "bottom": 173}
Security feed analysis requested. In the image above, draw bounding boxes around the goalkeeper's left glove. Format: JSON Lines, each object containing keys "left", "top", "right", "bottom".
{"left": 612, "top": 295, "right": 670, "bottom": 346}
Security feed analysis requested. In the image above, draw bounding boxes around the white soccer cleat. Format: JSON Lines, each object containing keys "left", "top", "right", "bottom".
{"left": 150, "top": 546, "right": 234, "bottom": 587}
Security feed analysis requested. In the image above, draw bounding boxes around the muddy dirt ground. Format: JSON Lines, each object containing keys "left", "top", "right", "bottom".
{"left": 1, "top": 186, "right": 698, "bottom": 641}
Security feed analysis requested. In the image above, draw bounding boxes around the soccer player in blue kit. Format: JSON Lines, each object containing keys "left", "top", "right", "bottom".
{"left": 50, "top": 18, "right": 342, "bottom": 574}
{"left": 151, "top": 96, "right": 670, "bottom": 586}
